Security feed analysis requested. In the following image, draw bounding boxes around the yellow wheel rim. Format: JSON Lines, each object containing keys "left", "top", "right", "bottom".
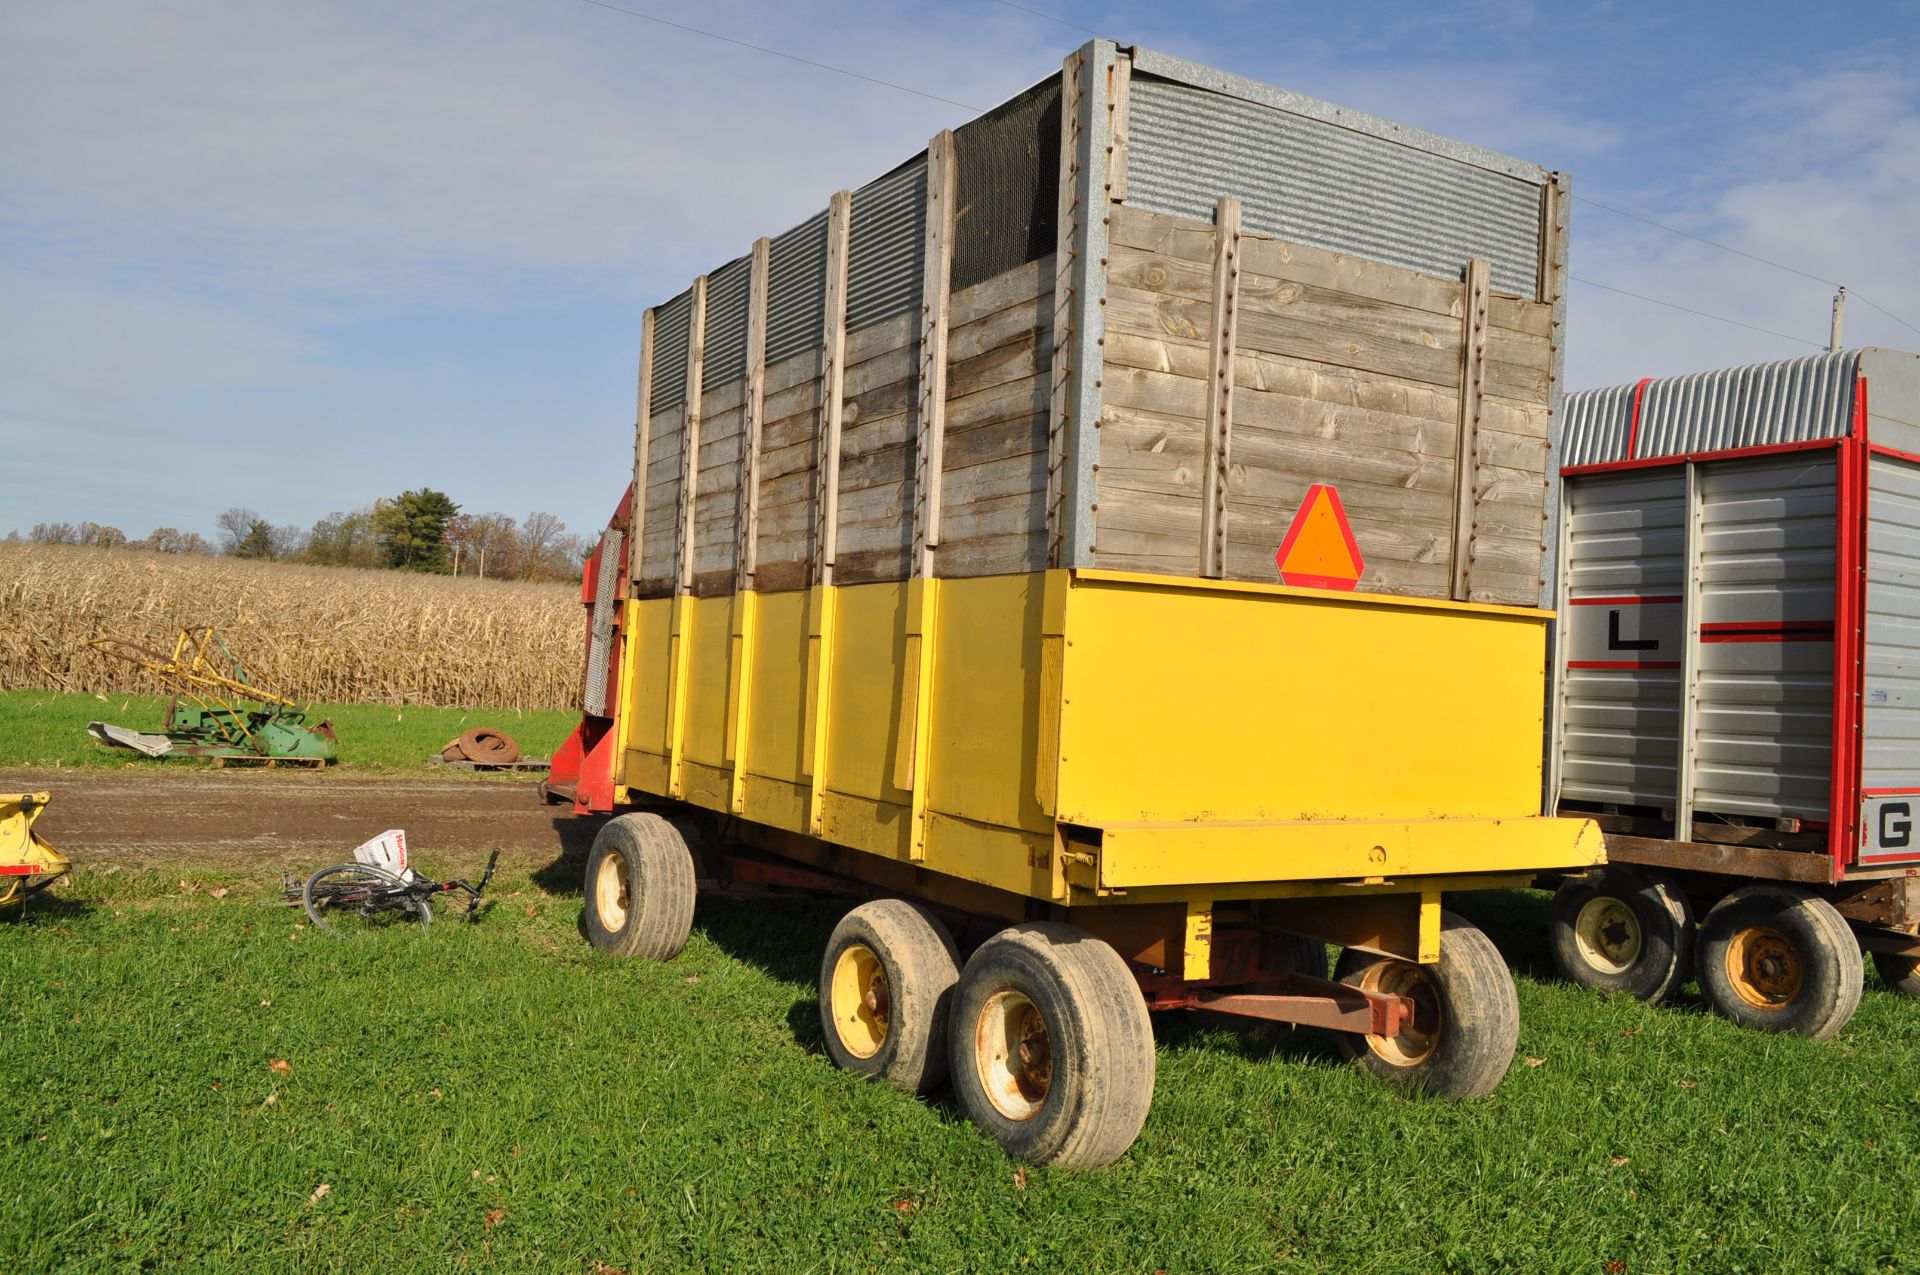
{"left": 1356, "top": 959, "right": 1443, "bottom": 1067}
{"left": 1574, "top": 896, "right": 1644, "bottom": 974}
{"left": 594, "top": 851, "right": 630, "bottom": 931}
{"left": 1726, "top": 925, "right": 1804, "bottom": 1009}
{"left": 974, "top": 989, "right": 1053, "bottom": 1121}
{"left": 830, "top": 943, "right": 890, "bottom": 1060}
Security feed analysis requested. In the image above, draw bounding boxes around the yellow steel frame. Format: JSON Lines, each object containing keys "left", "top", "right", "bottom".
{"left": 616, "top": 569, "right": 1603, "bottom": 963}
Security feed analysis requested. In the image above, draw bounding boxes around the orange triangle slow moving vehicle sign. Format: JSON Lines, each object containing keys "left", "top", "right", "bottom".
{"left": 1274, "top": 484, "right": 1364, "bottom": 590}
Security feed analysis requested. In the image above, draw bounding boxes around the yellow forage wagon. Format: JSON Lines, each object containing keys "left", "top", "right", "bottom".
{"left": 547, "top": 39, "right": 1602, "bottom": 1165}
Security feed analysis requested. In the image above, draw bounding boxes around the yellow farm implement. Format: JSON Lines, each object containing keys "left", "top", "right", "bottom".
{"left": 1, "top": 792, "right": 70, "bottom": 911}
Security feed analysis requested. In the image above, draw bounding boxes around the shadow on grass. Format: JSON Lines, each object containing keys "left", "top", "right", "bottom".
{"left": 2, "top": 891, "right": 97, "bottom": 925}
{"left": 528, "top": 812, "right": 610, "bottom": 896}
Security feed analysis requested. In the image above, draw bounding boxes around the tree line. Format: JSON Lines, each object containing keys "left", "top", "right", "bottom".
{"left": 8, "top": 488, "right": 591, "bottom": 584}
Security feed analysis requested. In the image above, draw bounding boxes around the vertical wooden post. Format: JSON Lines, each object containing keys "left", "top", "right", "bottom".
{"left": 665, "top": 276, "right": 707, "bottom": 798}
{"left": 1449, "top": 258, "right": 1491, "bottom": 601}
{"left": 677, "top": 277, "right": 708, "bottom": 598}
{"left": 900, "top": 134, "right": 956, "bottom": 862}
{"left": 628, "top": 308, "right": 655, "bottom": 595}
{"left": 816, "top": 190, "right": 853, "bottom": 588}
{"left": 806, "top": 192, "right": 853, "bottom": 835}
{"left": 739, "top": 238, "right": 771, "bottom": 591}
{"left": 914, "top": 133, "right": 955, "bottom": 578}
{"left": 1201, "top": 196, "right": 1241, "bottom": 579}
{"left": 1047, "top": 50, "right": 1085, "bottom": 566}
{"left": 1108, "top": 51, "right": 1132, "bottom": 204}
{"left": 728, "top": 240, "right": 771, "bottom": 815}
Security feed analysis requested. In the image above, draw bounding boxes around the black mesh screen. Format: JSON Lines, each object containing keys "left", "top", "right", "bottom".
{"left": 951, "top": 77, "right": 1061, "bottom": 292}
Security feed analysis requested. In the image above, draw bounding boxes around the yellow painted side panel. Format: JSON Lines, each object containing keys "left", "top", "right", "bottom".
{"left": 1098, "top": 816, "right": 1606, "bottom": 888}
{"left": 742, "top": 773, "right": 808, "bottom": 833}
{"left": 823, "top": 584, "right": 913, "bottom": 808}
{"left": 924, "top": 811, "right": 1057, "bottom": 899}
{"left": 744, "top": 591, "right": 812, "bottom": 785}
{"left": 679, "top": 759, "right": 732, "bottom": 814}
{"left": 683, "top": 596, "right": 735, "bottom": 769}
{"left": 1058, "top": 575, "right": 1549, "bottom": 825}
{"left": 623, "top": 599, "right": 674, "bottom": 759}
{"left": 927, "top": 574, "right": 1055, "bottom": 834}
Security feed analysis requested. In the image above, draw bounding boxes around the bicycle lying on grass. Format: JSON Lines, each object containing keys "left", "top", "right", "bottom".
{"left": 283, "top": 829, "right": 500, "bottom": 936}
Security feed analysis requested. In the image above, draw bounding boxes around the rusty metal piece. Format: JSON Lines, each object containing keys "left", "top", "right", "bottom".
{"left": 1190, "top": 977, "right": 1413, "bottom": 1038}
{"left": 443, "top": 728, "right": 523, "bottom": 765}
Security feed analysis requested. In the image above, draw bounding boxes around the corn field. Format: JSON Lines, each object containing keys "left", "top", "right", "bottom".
{"left": 0, "top": 544, "right": 583, "bottom": 710}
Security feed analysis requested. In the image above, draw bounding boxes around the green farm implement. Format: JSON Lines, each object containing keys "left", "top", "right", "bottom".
{"left": 87, "top": 627, "right": 338, "bottom": 767}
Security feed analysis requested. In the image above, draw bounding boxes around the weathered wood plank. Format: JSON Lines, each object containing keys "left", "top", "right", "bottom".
{"left": 948, "top": 255, "right": 1051, "bottom": 328}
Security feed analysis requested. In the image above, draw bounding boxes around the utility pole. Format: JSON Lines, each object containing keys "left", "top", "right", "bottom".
{"left": 1831, "top": 286, "right": 1847, "bottom": 354}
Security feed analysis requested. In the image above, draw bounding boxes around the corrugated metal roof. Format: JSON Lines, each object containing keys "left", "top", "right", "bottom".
{"left": 1562, "top": 350, "right": 1862, "bottom": 468}
{"left": 1126, "top": 74, "right": 1544, "bottom": 296}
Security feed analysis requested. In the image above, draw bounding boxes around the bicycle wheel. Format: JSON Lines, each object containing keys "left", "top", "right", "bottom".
{"left": 303, "top": 864, "right": 432, "bottom": 937}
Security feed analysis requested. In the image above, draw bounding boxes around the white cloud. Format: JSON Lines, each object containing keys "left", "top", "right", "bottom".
{"left": 1566, "top": 50, "right": 1920, "bottom": 389}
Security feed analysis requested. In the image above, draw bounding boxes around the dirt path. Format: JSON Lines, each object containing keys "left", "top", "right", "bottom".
{"left": 0, "top": 768, "right": 607, "bottom": 871}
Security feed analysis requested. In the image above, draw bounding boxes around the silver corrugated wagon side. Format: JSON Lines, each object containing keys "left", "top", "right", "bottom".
{"left": 1549, "top": 346, "right": 1920, "bottom": 1037}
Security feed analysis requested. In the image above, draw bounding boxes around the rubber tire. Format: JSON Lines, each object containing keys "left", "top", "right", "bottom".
{"left": 1333, "top": 911, "right": 1519, "bottom": 1100}
{"left": 582, "top": 812, "right": 697, "bottom": 960}
{"left": 948, "top": 922, "right": 1157, "bottom": 1168}
{"left": 1697, "top": 885, "right": 1863, "bottom": 1040}
{"left": 817, "top": 900, "right": 961, "bottom": 1093}
{"left": 1874, "top": 950, "right": 1920, "bottom": 998}
{"left": 1549, "top": 865, "right": 1695, "bottom": 1003}
{"left": 302, "top": 863, "right": 431, "bottom": 937}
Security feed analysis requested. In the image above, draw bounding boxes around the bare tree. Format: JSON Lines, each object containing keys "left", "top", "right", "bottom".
{"left": 215, "top": 507, "right": 261, "bottom": 555}
{"left": 29, "top": 522, "right": 80, "bottom": 544}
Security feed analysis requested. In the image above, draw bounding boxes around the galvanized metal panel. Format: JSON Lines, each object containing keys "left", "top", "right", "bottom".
{"left": 1636, "top": 353, "right": 1858, "bottom": 460}
{"left": 766, "top": 211, "right": 828, "bottom": 365}
{"left": 1561, "top": 352, "right": 1859, "bottom": 468}
{"left": 1124, "top": 73, "right": 1543, "bottom": 296}
{"left": 1691, "top": 455, "right": 1835, "bottom": 819}
{"left": 703, "top": 255, "right": 752, "bottom": 384}
{"left": 648, "top": 289, "right": 692, "bottom": 414}
{"left": 1559, "top": 470, "right": 1686, "bottom": 808}
{"left": 1559, "top": 382, "right": 1637, "bottom": 468}
{"left": 848, "top": 156, "right": 927, "bottom": 333}
{"left": 1861, "top": 347, "right": 1920, "bottom": 457}
{"left": 584, "top": 528, "right": 623, "bottom": 716}
{"left": 1863, "top": 454, "right": 1920, "bottom": 803}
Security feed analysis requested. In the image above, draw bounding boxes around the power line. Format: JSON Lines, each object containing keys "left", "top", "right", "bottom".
{"left": 986, "top": 0, "right": 1110, "bottom": 38}
{"left": 1571, "top": 276, "right": 1826, "bottom": 350}
{"left": 570, "top": 0, "right": 987, "bottom": 113}
{"left": 1575, "top": 194, "right": 1920, "bottom": 339}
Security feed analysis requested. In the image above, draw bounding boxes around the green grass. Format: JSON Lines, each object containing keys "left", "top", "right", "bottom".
{"left": 0, "top": 690, "right": 578, "bottom": 773}
{"left": 4, "top": 869, "right": 1919, "bottom": 1272}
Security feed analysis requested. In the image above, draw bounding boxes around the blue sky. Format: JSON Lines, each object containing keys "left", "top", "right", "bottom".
{"left": 4, "top": 0, "right": 1917, "bottom": 544}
